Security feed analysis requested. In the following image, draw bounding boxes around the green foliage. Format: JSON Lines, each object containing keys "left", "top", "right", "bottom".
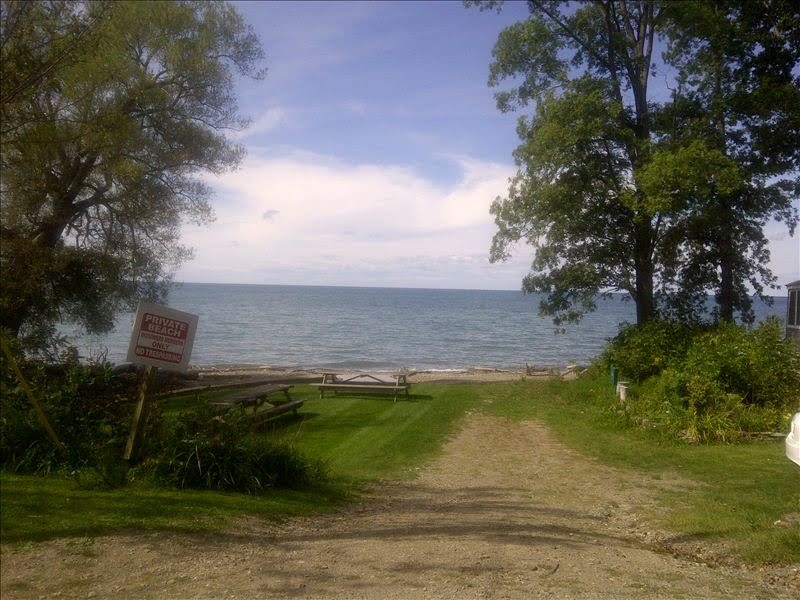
{"left": 478, "top": 1, "right": 799, "bottom": 326}
{"left": 608, "top": 318, "right": 800, "bottom": 442}
{"left": 0, "top": 356, "right": 132, "bottom": 482}
{"left": 603, "top": 320, "right": 695, "bottom": 382}
{"left": 682, "top": 319, "right": 800, "bottom": 408}
{"left": 637, "top": 140, "right": 744, "bottom": 214}
{"left": 483, "top": 2, "right": 664, "bottom": 325}
{"left": 0, "top": 1, "right": 265, "bottom": 349}
{"left": 153, "top": 406, "right": 325, "bottom": 493}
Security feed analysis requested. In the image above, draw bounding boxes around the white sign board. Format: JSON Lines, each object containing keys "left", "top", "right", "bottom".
{"left": 126, "top": 301, "right": 198, "bottom": 372}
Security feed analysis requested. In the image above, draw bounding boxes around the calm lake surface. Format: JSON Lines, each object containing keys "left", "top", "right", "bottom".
{"left": 67, "top": 283, "right": 789, "bottom": 371}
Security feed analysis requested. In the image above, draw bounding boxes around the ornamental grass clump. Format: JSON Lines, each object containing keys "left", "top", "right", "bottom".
{"left": 154, "top": 406, "right": 325, "bottom": 493}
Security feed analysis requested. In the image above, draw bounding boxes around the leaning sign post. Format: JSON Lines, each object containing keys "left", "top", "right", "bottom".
{"left": 123, "top": 301, "right": 198, "bottom": 460}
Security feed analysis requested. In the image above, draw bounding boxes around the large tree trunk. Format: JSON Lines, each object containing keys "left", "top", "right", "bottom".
{"left": 634, "top": 252, "right": 656, "bottom": 325}
{"left": 633, "top": 218, "right": 656, "bottom": 324}
{"left": 716, "top": 223, "right": 735, "bottom": 323}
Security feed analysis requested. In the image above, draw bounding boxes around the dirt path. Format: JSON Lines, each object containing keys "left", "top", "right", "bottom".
{"left": 2, "top": 414, "right": 797, "bottom": 599}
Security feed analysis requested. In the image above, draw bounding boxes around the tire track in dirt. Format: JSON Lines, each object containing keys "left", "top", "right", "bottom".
{"left": 2, "top": 414, "right": 796, "bottom": 598}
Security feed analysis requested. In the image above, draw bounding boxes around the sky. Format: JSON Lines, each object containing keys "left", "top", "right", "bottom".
{"left": 176, "top": 0, "right": 800, "bottom": 291}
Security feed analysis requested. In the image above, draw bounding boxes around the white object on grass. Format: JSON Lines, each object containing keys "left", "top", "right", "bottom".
{"left": 787, "top": 413, "right": 800, "bottom": 466}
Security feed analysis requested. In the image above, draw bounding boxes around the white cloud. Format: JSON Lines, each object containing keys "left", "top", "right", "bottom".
{"left": 236, "top": 107, "right": 290, "bottom": 139}
{"left": 178, "top": 151, "right": 521, "bottom": 288}
{"left": 179, "top": 152, "right": 795, "bottom": 291}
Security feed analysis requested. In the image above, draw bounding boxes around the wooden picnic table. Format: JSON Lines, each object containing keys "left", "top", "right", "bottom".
{"left": 317, "top": 373, "right": 410, "bottom": 402}
{"left": 209, "top": 383, "right": 296, "bottom": 414}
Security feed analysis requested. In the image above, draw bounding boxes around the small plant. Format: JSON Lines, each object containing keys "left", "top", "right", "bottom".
{"left": 153, "top": 406, "right": 325, "bottom": 493}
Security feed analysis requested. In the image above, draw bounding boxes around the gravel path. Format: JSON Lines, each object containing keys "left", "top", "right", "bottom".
{"left": 2, "top": 414, "right": 797, "bottom": 599}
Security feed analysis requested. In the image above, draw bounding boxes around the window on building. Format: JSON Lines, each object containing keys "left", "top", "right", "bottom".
{"left": 790, "top": 289, "right": 799, "bottom": 327}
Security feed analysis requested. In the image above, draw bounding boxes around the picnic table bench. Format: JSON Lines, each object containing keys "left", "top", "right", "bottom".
{"left": 210, "top": 384, "right": 300, "bottom": 416}
{"left": 317, "top": 373, "right": 410, "bottom": 402}
{"left": 250, "top": 398, "right": 305, "bottom": 424}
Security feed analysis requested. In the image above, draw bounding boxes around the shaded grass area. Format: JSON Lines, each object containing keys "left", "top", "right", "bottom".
{"left": 1, "top": 383, "right": 478, "bottom": 543}
{"left": 0, "top": 473, "right": 345, "bottom": 544}
{"left": 478, "top": 377, "right": 800, "bottom": 565}
{"left": 2, "top": 378, "right": 798, "bottom": 566}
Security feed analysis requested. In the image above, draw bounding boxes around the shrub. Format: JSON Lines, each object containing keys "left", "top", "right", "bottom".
{"left": 682, "top": 318, "right": 800, "bottom": 408}
{"left": 153, "top": 406, "right": 325, "bottom": 493}
{"left": 603, "top": 320, "right": 695, "bottom": 382}
{"left": 0, "top": 356, "right": 132, "bottom": 480}
{"left": 611, "top": 318, "right": 800, "bottom": 443}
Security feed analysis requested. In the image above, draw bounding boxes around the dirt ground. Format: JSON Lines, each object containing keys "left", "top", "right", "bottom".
{"left": 2, "top": 409, "right": 798, "bottom": 599}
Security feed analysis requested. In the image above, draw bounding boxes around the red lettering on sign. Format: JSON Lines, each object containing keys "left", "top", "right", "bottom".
{"left": 142, "top": 313, "right": 188, "bottom": 340}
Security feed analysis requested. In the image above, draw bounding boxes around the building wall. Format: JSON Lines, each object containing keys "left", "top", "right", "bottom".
{"left": 788, "top": 284, "right": 800, "bottom": 345}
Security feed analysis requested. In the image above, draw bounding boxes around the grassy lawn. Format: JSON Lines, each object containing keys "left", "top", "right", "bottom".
{"left": 275, "top": 383, "right": 479, "bottom": 481}
{"left": 0, "top": 473, "right": 344, "bottom": 544}
{"left": 1, "top": 383, "right": 479, "bottom": 544}
{"left": 2, "top": 377, "right": 798, "bottom": 565}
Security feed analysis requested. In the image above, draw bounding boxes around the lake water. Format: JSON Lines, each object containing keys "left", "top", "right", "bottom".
{"left": 66, "top": 283, "right": 788, "bottom": 371}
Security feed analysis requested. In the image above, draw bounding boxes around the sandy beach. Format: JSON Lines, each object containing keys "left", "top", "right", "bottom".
{"left": 187, "top": 364, "right": 580, "bottom": 386}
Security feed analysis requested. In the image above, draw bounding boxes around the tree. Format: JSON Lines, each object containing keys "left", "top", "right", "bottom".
{"left": 0, "top": 1, "right": 264, "bottom": 349}
{"left": 476, "top": 0, "right": 798, "bottom": 326}
{"left": 480, "top": 0, "right": 664, "bottom": 325}
{"left": 653, "top": 0, "right": 800, "bottom": 322}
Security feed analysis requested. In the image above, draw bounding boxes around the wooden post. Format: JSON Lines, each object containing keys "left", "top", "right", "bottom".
{"left": 0, "top": 335, "right": 65, "bottom": 455}
{"left": 123, "top": 365, "right": 158, "bottom": 461}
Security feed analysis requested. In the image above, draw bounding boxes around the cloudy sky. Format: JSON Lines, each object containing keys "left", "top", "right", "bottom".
{"left": 177, "top": 0, "right": 799, "bottom": 290}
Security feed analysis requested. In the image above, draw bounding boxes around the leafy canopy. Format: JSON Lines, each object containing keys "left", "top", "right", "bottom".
{"left": 474, "top": 0, "right": 798, "bottom": 326}
{"left": 0, "top": 1, "right": 264, "bottom": 351}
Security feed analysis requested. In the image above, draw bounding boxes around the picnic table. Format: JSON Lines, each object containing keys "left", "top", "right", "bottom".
{"left": 209, "top": 383, "right": 303, "bottom": 418}
{"left": 317, "top": 373, "right": 410, "bottom": 402}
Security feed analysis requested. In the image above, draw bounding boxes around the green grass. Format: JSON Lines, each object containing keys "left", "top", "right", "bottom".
{"left": 3, "top": 378, "right": 798, "bottom": 565}
{"left": 477, "top": 377, "right": 800, "bottom": 565}
{"left": 1, "top": 383, "right": 478, "bottom": 543}
{"left": 0, "top": 472, "right": 348, "bottom": 544}
{"left": 278, "top": 383, "right": 479, "bottom": 480}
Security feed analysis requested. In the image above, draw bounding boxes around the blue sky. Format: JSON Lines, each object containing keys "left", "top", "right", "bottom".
{"left": 177, "top": 0, "right": 799, "bottom": 291}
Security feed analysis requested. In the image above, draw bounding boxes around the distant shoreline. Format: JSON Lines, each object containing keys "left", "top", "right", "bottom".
{"left": 189, "top": 364, "right": 584, "bottom": 385}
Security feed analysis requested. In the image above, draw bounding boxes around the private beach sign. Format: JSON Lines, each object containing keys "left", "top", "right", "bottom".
{"left": 126, "top": 301, "right": 199, "bottom": 372}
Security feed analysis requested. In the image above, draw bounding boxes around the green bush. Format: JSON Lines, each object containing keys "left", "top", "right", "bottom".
{"left": 1, "top": 356, "right": 132, "bottom": 480}
{"left": 611, "top": 318, "right": 800, "bottom": 443}
{"left": 153, "top": 406, "right": 325, "bottom": 493}
{"left": 682, "top": 318, "right": 800, "bottom": 408}
{"left": 603, "top": 320, "right": 695, "bottom": 382}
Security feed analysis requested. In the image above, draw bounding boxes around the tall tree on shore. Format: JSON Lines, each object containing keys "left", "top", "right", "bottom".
{"left": 476, "top": 0, "right": 665, "bottom": 325}
{"left": 0, "top": 1, "right": 264, "bottom": 350}
{"left": 654, "top": 0, "right": 800, "bottom": 323}
{"left": 474, "top": 0, "right": 799, "bottom": 326}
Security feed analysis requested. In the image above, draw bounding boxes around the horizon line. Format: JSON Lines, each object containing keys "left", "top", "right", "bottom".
{"left": 171, "top": 281, "right": 791, "bottom": 298}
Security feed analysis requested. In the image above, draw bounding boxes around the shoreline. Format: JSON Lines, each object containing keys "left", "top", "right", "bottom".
{"left": 189, "top": 364, "right": 586, "bottom": 384}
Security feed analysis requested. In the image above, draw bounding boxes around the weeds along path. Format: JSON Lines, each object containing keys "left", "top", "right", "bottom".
{"left": 2, "top": 414, "right": 795, "bottom": 599}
